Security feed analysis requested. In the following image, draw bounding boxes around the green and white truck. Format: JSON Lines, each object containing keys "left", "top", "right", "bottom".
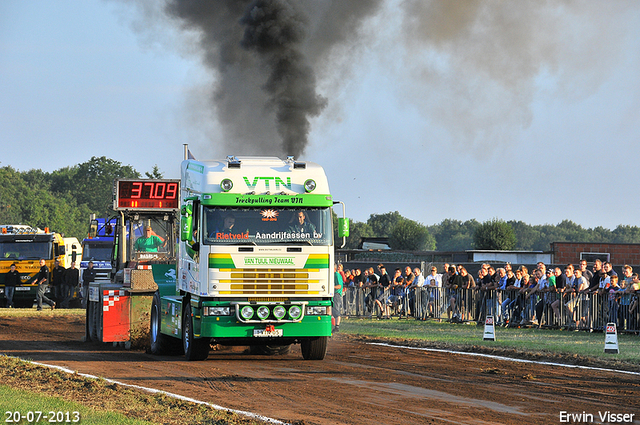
{"left": 150, "top": 154, "right": 347, "bottom": 360}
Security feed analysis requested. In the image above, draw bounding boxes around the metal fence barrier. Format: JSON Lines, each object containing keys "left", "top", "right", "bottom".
{"left": 339, "top": 286, "right": 640, "bottom": 333}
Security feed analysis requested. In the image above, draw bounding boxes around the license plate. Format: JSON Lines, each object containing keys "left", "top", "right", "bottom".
{"left": 15, "top": 287, "right": 32, "bottom": 291}
{"left": 253, "top": 329, "right": 283, "bottom": 337}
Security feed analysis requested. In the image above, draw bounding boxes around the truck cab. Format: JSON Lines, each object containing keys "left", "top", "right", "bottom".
{"left": 80, "top": 217, "right": 117, "bottom": 286}
{"left": 0, "top": 225, "right": 64, "bottom": 307}
{"left": 149, "top": 156, "right": 346, "bottom": 361}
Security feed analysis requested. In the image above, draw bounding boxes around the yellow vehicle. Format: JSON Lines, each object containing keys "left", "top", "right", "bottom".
{"left": 0, "top": 225, "right": 67, "bottom": 307}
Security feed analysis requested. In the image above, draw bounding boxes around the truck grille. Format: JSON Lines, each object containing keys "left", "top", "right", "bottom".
{"left": 218, "top": 268, "right": 320, "bottom": 295}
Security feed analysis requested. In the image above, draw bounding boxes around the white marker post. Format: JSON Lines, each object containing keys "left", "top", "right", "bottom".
{"left": 483, "top": 315, "right": 496, "bottom": 341}
{"left": 604, "top": 322, "right": 619, "bottom": 354}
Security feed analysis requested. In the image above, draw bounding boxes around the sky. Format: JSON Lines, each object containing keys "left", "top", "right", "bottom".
{"left": 2, "top": 1, "right": 640, "bottom": 231}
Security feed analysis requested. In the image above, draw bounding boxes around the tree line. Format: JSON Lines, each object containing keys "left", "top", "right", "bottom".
{"left": 0, "top": 157, "right": 162, "bottom": 240}
{"left": 2, "top": 158, "right": 638, "bottom": 250}
{"left": 336, "top": 212, "right": 640, "bottom": 252}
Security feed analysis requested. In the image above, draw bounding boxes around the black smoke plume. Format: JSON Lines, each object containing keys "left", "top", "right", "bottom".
{"left": 239, "top": 1, "right": 326, "bottom": 157}
{"left": 130, "top": 0, "right": 630, "bottom": 158}
{"left": 164, "top": 0, "right": 358, "bottom": 158}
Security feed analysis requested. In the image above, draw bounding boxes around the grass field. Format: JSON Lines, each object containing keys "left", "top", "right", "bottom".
{"left": 0, "top": 384, "right": 155, "bottom": 425}
{"left": 339, "top": 316, "right": 640, "bottom": 366}
{"left": 0, "top": 355, "right": 269, "bottom": 425}
{"left": 0, "top": 308, "right": 86, "bottom": 318}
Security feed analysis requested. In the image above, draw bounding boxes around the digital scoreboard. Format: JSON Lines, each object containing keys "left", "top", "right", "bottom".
{"left": 114, "top": 179, "right": 180, "bottom": 211}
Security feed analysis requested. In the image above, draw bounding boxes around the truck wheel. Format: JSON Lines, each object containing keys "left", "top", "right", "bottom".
{"left": 150, "top": 292, "right": 181, "bottom": 355}
{"left": 85, "top": 301, "right": 93, "bottom": 341}
{"left": 182, "top": 303, "right": 210, "bottom": 361}
{"left": 87, "top": 301, "right": 98, "bottom": 341}
{"left": 95, "top": 299, "right": 104, "bottom": 342}
{"left": 249, "top": 344, "right": 291, "bottom": 355}
{"left": 301, "top": 336, "right": 327, "bottom": 360}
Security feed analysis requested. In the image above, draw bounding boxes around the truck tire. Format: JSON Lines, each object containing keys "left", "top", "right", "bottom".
{"left": 87, "top": 301, "right": 98, "bottom": 341}
{"left": 85, "top": 302, "right": 93, "bottom": 341}
{"left": 301, "top": 336, "right": 327, "bottom": 360}
{"left": 150, "top": 292, "right": 182, "bottom": 355}
{"left": 95, "top": 299, "right": 104, "bottom": 342}
{"left": 182, "top": 303, "right": 210, "bottom": 361}
{"left": 249, "top": 344, "right": 291, "bottom": 355}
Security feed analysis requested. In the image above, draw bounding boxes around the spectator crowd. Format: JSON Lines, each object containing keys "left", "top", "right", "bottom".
{"left": 335, "top": 260, "right": 640, "bottom": 333}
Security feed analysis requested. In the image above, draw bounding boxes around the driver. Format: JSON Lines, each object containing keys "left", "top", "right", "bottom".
{"left": 220, "top": 215, "right": 235, "bottom": 234}
{"left": 288, "top": 211, "right": 316, "bottom": 234}
{"left": 209, "top": 214, "right": 236, "bottom": 237}
{"left": 134, "top": 226, "right": 165, "bottom": 252}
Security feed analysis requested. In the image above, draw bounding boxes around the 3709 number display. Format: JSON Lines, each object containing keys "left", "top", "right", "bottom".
{"left": 115, "top": 180, "right": 180, "bottom": 210}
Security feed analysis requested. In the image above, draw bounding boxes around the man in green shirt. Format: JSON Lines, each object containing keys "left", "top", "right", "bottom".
{"left": 333, "top": 263, "right": 343, "bottom": 333}
{"left": 134, "top": 226, "right": 165, "bottom": 252}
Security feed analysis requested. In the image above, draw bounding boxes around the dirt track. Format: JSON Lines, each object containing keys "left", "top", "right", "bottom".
{"left": 1, "top": 314, "right": 639, "bottom": 425}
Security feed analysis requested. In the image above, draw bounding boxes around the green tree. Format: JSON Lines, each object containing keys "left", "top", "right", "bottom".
{"left": 591, "top": 226, "right": 613, "bottom": 242}
{"left": 612, "top": 225, "right": 640, "bottom": 243}
{"left": 428, "top": 219, "right": 479, "bottom": 251}
{"left": 0, "top": 166, "right": 26, "bottom": 224}
{"left": 474, "top": 218, "right": 516, "bottom": 250}
{"left": 0, "top": 166, "right": 91, "bottom": 239}
{"left": 367, "top": 211, "right": 403, "bottom": 237}
{"left": 22, "top": 188, "right": 91, "bottom": 239}
{"left": 55, "top": 156, "right": 140, "bottom": 217}
{"left": 49, "top": 166, "right": 76, "bottom": 196}
{"left": 508, "top": 220, "right": 541, "bottom": 250}
{"left": 145, "top": 165, "right": 164, "bottom": 179}
{"left": 388, "top": 218, "right": 435, "bottom": 251}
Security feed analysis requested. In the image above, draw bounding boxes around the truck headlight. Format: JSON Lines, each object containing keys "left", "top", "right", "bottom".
{"left": 256, "top": 306, "right": 270, "bottom": 320}
{"left": 240, "top": 306, "right": 254, "bottom": 320}
{"left": 220, "top": 179, "right": 233, "bottom": 192}
{"left": 273, "top": 305, "right": 286, "bottom": 320}
{"left": 289, "top": 305, "right": 302, "bottom": 320}
{"left": 304, "top": 179, "right": 316, "bottom": 193}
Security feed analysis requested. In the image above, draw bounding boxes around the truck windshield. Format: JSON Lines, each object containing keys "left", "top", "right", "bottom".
{"left": 82, "top": 242, "right": 112, "bottom": 262}
{"left": 127, "top": 214, "right": 176, "bottom": 260}
{"left": 0, "top": 241, "right": 51, "bottom": 260}
{"left": 203, "top": 207, "right": 333, "bottom": 246}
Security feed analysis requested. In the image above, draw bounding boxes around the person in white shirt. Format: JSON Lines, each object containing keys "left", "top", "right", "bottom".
{"left": 408, "top": 267, "right": 425, "bottom": 318}
{"left": 424, "top": 266, "right": 442, "bottom": 319}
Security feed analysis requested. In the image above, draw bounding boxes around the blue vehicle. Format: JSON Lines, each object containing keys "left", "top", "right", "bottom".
{"left": 80, "top": 216, "right": 117, "bottom": 287}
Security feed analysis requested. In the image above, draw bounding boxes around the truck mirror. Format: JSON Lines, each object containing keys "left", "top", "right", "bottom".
{"left": 181, "top": 204, "right": 193, "bottom": 242}
{"left": 338, "top": 218, "right": 350, "bottom": 238}
{"left": 72, "top": 252, "right": 77, "bottom": 262}
{"left": 181, "top": 215, "right": 193, "bottom": 242}
{"left": 89, "top": 220, "right": 98, "bottom": 238}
